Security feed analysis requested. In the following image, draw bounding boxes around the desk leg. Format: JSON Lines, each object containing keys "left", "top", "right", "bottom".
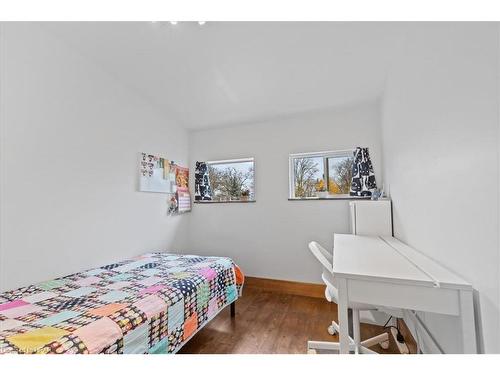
{"left": 459, "top": 290, "right": 477, "bottom": 353}
{"left": 337, "top": 277, "right": 350, "bottom": 354}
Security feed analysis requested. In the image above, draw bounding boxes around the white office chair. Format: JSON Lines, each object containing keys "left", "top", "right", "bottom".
{"left": 307, "top": 241, "right": 390, "bottom": 354}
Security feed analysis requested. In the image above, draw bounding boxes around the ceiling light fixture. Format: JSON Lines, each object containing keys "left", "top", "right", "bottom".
{"left": 170, "top": 21, "right": 178, "bottom": 25}
{"left": 198, "top": 21, "right": 206, "bottom": 25}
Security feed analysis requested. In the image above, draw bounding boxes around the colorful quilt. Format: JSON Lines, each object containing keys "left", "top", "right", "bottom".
{"left": 0, "top": 253, "right": 243, "bottom": 354}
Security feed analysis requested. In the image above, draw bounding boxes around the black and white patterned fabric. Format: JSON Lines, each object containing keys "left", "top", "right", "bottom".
{"left": 194, "top": 161, "right": 213, "bottom": 201}
{"left": 350, "top": 147, "right": 377, "bottom": 197}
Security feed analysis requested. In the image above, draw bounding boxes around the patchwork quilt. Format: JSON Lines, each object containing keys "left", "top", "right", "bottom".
{"left": 0, "top": 253, "right": 243, "bottom": 354}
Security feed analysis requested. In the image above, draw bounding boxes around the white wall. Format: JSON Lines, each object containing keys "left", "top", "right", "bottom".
{"left": 0, "top": 23, "right": 189, "bottom": 292}
{"left": 2, "top": 21, "right": 497, "bottom": 354}
{"left": 381, "top": 23, "right": 500, "bottom": 353}
{"left": 188, "top": 101, "right": 382, "bottom": 283}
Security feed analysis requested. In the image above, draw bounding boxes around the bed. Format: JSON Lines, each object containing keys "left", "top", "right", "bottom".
{"left": 0, "top": 252, "right": 244, "bottom": 354}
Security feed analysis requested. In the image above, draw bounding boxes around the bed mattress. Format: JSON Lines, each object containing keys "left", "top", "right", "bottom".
{"left": 0, "top": 252, "right": 243, "bottom": 354}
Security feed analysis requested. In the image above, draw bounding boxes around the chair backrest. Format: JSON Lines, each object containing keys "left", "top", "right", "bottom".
{"left": 308, "top": 241, "right": 337, "bottom": 303}
{"left": 309, "top": 241, "right": 393, "bottom": 310}
{"left": 308, "top": 241, "right": 333, "bottom": 271}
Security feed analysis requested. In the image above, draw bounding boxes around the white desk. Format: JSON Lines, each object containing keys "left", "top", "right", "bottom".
{"left": 333, "top": 234, "right": 476, "bottom": 354}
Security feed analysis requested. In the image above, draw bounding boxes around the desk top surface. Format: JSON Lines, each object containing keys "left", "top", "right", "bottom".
{"left": 332, "top": 234, "right": 471, "bottom": 290}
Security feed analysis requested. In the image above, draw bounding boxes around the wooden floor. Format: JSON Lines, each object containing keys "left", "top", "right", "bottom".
{"left": 179, "top": 286, "right": 404, "bottom": 354}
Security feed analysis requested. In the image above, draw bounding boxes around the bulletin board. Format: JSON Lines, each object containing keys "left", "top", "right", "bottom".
{"left": 139, "top": 153, "right": 176, "bottom": 194}
{"left": 139, "top": 152, "right": 191, "bottom": 215}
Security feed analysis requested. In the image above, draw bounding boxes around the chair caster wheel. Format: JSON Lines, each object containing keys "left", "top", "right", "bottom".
{"left": 380, "top": 340, "right": 390, "bottom": 350}
{"left": 327, "top": 325, "right": 337, "bottom": 335}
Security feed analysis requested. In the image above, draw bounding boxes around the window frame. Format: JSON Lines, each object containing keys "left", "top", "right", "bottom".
{"left": 288, "top": 149, "right": 356, "bottom": 200}
{"left": 198, "top": 157, "right": 256, "bottom": 203}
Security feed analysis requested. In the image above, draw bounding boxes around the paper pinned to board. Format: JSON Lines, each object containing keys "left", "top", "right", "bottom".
{"left": 163, "top": 160, "right": 170, "bottom": 178}
{"left": 177, "top": 187, "right": 191, "bottom": 213}
{"left": 168, "top": 165, "right": 191, "bottom": 215}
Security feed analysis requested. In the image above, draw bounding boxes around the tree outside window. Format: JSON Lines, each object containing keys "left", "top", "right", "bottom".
{"left": 327, "top": 156, "right": 353, "bottom": 194}
{"left": 208, "top": 160, "right": 254, "bottom": 201}
{"left": 290, "top": 151, "right": 354, "bottom": 199}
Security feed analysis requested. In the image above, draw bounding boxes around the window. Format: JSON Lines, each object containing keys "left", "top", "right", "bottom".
{"left": 289, "top": 150, "right": 354, "bottom": 199}
{"left": 207, "top": 158, "right": 255, "bottom": 202}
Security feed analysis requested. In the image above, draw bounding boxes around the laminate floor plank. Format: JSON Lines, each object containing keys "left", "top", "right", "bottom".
{"left": 179, "top": 287, "right": 402, "bottom": 354}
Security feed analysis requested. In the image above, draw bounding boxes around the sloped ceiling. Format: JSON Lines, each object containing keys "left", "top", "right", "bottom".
{"left": 43, "top": 22, "right": 402, "bottom": 129}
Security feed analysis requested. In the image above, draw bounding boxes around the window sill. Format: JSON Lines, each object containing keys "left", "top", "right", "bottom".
{"left": 288, "top": 196, "right": 372, "bottom": 201}
{"left": 194, "top": 200, "right": 256, "bottom": 204}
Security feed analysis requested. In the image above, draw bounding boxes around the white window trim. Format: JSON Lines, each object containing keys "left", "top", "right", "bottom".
{"left": 206, "top": 157, "right": 254, "bottom": 165}
{"left": 288, "top": 149, "right": 354, "bottom": 199}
